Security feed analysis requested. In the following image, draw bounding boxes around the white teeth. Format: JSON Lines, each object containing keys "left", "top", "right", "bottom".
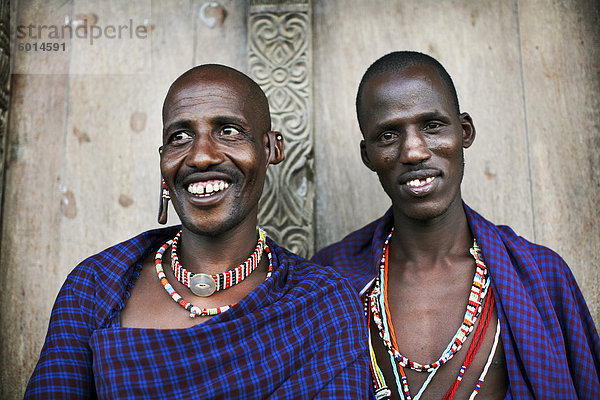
{"left": 406, "top": 177, "right": 435, "bottom": 187}
{"left": 187, "top": 180, "right": 229, "bottom": 195}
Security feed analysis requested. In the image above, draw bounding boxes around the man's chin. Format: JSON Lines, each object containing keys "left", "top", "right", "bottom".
{"left": 175, "top": 207, "right": 242, "bottom": 238}
{"left": 394, "top": 199, "right": 455, "bottom": 223}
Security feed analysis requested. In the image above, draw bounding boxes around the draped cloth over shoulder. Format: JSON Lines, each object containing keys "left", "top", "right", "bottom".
{"left": 25, "top": 227, "right": 371, "bottom": 399}
{"left": 312, "top": 203, "right": 600, "bottom": 399}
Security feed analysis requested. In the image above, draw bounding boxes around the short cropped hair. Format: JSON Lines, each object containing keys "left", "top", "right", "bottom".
{"left": 356, "top": 51, "right": 460, "bottom": 128}
{"left": 163, "top": 64, "right": 272, "bottom": 132}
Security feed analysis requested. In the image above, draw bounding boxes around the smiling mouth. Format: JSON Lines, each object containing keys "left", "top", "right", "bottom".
{"left": 187, "top": 180, "right": 229, "bottom": 197}
{"left": 405, "top": 176, "right": 436, "bottom": 188}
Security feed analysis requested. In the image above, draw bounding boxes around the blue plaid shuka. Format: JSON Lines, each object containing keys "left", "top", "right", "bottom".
{"left": 25, "top": 227, "right": 371, "bottom": 399}
{"left": 312, "top": 203, "right": 600, "bottom": 399}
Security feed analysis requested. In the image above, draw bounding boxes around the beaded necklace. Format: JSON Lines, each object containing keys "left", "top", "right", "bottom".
{"left": 365, "top": 230, "right": 499, "bottom": 400}
{"left": 155, "top": 232, "right": 273, "bottom": 318}
{"left": 170, "top": 228, "right": 266, "bottom": 297}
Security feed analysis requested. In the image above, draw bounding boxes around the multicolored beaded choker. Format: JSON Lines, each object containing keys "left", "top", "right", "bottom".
{"left": 155, "top": 230, "right": 273, "bottom": 318}
{"left": 365, "top": 230, "right": 500, "bottom": 400}
{"left": 170, "top": 228, "right": 267, "bottom": 297}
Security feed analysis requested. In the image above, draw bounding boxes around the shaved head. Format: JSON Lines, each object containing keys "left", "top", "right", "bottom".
{"left": 356, "top": 51, "right": 459, "bottom": 133}
{"left": 163, "top": 64, "right": 271, "bottom": 132}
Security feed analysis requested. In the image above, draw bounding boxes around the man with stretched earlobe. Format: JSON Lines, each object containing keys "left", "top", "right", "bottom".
{"left": 25, "top": 64, "right": 371, "bottom": 399}
{"left": 312, "top": 51, "right": 600, "bottom": 399}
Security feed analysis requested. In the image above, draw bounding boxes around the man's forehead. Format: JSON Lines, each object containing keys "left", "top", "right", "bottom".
{"left": 163, "top": 78, "right": 252, "bottom": 120}
{"left": 166, "top": 73, "right": 249, "bottom": 103}
{"left": 366, "top": 67, "right": 452, "bottom": 106}
{"left": 167, "top": 82, "right": 247, "bottom": 106}
{"left": 162, "top": 65, "right": 270, "bottom": 132}
{"left": 173, "top": 65, "right": 248, "bottom": 89}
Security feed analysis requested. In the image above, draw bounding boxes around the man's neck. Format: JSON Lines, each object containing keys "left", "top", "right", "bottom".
{"left": 177, "top": 217, "right": 260, "bottom": 275}
{"left": 389, "top": 197, "right": 473, "bottom": 269}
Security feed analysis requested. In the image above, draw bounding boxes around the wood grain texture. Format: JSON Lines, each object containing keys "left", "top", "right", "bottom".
{"left": 192, "top": 0, "right": 248, "bottom": 71}
{"left": 517, "top": 0, "right": 600, "bottom": 323}
{"left": 0, "top": 0, "right": 9, "bottom": 230}
{"left": 1, "top": 1, "right": 72, "bottom": 397}
{"left": 0, "top": 74, "right": 68, "bottom": 400}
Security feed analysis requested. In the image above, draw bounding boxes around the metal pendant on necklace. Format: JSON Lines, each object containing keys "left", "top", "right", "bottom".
{"left": 189, "top": 273, "right": 217, "bottom": 297}
{"left": 169, "top": 228, "right": 267, "bottom": 298}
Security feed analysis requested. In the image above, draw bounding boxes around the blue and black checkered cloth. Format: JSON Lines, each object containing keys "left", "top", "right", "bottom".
{"left": 25, "top": 226, "right": 371, "bottom": 399}
{"left": 312, "top": 203, "right": 600, "bottom": 399}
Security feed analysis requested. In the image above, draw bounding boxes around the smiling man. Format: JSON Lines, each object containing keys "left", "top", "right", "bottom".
{"left": 312, "top": 52, "right": 600, "bottom": 399}
{"left": 25, "top": 64, "right": 370, "bottom": 399}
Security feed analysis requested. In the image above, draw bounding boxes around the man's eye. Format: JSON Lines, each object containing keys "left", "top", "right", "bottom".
{"left": 170, "top": 131, "right": 192, "bottom": 142}
{"left": 220, "top": 126, "right": 242, "bottom": 136}
{"left": 380, "top": 132, "right": 398, "bottom": 141}
{"left": 424, "top": 122, "right": 441, "bottom": 130}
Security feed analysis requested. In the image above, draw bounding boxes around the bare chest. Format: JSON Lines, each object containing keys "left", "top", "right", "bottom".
{"left": 366, "top": 265, "right": 509, "bottom": 399}
{"left": 368, "top": 306, "right": 508, "bottom": 400}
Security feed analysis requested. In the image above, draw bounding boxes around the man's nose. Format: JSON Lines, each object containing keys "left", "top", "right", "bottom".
{"left": 400, "top": 129, "right": 432, "bottom": 164}
{"left": 186, "top": 134, "right": 224, "bottom": 169}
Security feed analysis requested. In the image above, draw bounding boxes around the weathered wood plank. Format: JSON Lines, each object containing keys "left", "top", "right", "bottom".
{"left": 0, "top": 0, "right": 10, "bottom": 228}
{"left": 192, "top": 0, "right": 248, "bottom": 71}
{"left": 58, "top": 0, "right": 160, "bottom": 275}
{"left": 518, "top": 0, "right": 600, "bottom": 323}
{"left": 0, "top": 1, "right": 71, "bottom": 397}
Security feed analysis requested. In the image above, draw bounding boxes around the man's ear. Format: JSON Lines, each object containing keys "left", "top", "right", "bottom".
{"left": 360, "top": 140, "right": 375, "bottom": 171}
{"left": 460, "top": 112, "right": 476, "bottom": 149}
{"left": 265, "top": 131, "right": 285, "bottom": 165}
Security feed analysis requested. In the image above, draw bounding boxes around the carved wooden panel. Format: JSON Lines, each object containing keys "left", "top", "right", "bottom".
{"left": 248, "top": 0, "right": 314, "bottom": 257}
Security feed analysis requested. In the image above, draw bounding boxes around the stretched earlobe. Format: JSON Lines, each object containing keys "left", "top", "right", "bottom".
{"left": 158, "top": 179, "right": 170, "bottom": 224}
{"left": 266, "top": 131, "right": 285, "bottom": 165}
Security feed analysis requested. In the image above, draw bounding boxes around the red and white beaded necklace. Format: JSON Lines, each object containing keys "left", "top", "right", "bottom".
{"left": 170, "top": 227, "right": 267, "bottom": 297}
{"left": 155, "top": 229, "right": 273, "bottom": 318}
{"left": 365, "top": 230, "right": 500, "bottom": 400}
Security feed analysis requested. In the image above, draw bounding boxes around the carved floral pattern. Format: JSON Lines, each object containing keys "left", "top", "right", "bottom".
{"left": 248, "top": 5, "right": 313, "bottom": 257}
